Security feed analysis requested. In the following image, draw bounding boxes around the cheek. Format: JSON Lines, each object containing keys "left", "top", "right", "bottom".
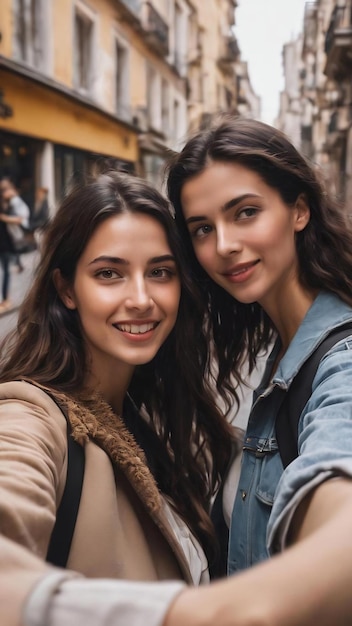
{"left": 193, "top": 243, "right": 214, "bottom": 272}
{"left": 253, "top": 218, "right": 296, "bottom": 254}
{"left": 171, "top": 284, "right": 182, "bottom": 316}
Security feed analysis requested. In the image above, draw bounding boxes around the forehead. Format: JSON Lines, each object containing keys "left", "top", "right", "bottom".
{"left": 180, "top": 161, "right": 268, "bottom": 214}
{"left": 82, "top": 212, "right": 172, "bottom": 258}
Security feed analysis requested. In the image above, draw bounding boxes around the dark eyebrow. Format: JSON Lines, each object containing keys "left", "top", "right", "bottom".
{"left": 149, "top": 255, "right": 176, "bottom": 264}
{"left": 88, "top": 256, "right": 128, "bottom": 266}
{"left": 88, "top": 254, "right": 176, "bottom": 266}
{"left": 185, "top": 193, "right": 262, "bottom": 225}
{"left": 222, "top": 194, "right": 261, "bottom": 212}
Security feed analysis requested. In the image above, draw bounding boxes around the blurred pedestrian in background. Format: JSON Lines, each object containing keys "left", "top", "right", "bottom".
{"left": 0, "top": 177, "right": 31, "bottom": 273}
{"left": 0, "top": 184, "right": 16, "bottom": 312}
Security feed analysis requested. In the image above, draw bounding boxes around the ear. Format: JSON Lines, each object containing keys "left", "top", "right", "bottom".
{"left": 52, "top": 268, "right": 77, "bottom": 310}
{"left": 294, "top": 194, "right": 310, "bottom": 232}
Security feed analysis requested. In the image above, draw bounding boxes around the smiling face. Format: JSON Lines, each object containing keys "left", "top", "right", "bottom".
{"left": 56, "top": 212, "right": 181, "bottom": 385}
{"left": 180, "top": 160, "right": 310, "bottom": 315}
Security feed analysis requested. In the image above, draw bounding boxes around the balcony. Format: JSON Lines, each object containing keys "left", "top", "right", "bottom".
{"left": 217, "top": 36, "right": 240, "bottom": 73}
{"left": 325, "top": 4, "right": 352, "bottom": 79}
{"left": 117, "top": 0, "right": 141, "bottom": 25}
{"left": 141, "top": 2, "right": 169, "bottom": 56}
{"left": 188, "top": 41, "right": 202, "bottom": 66}
{"left": 324, "top": 106, "right": 351, "bottom": 154}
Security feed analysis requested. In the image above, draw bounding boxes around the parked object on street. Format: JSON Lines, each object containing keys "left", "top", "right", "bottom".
{"left": 164, "top": 115, "right": 352, "bottom": 625}
{"left": 0, "top": 171, "right": 235, "bottom": 626}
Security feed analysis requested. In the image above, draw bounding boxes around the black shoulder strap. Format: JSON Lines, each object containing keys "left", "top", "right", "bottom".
{"left": 46, "top": 396, "right": 85, "bottom": 568}
{"left": 276, "top": 323, "right": 352, "bottom": 468}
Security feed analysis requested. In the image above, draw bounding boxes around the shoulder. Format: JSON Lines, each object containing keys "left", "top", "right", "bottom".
{"left": 0, "top": 380, "right": 68, "bottom": 448}
{"left": 0, "top": 379, "right": 64, "bottom": 408}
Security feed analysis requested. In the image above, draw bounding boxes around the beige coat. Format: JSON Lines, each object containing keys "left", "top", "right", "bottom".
{"left": 0, "top": 381, "right": 206, "bottom": 626}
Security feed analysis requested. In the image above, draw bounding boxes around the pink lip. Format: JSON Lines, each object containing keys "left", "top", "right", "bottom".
{"left": 222, "top": 260, "right": 259, "bottom": 284}
{"left": 119, "top": 329, "right": 155, "bottom": 343}
{"left": 112, "top": 320, "right": 160, "bottom": 343}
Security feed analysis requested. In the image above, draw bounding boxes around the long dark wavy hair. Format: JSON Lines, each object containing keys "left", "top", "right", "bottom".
{"left": 0, "top": 170, "right": 235, "bottom": 565}
{"left": 166, "top": 115, "right": 352, "bottom": 406}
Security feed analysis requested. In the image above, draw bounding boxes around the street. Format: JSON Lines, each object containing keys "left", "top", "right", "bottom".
{"left": 0, "top": 250, "right": 39, "bottom": 339}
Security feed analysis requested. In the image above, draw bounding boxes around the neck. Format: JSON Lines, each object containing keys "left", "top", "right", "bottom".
{"left": 84, "top": 361, "right": 135, "bottom": 416}
{"left": 265, "top": 285, "right": 319, "bottom": 351}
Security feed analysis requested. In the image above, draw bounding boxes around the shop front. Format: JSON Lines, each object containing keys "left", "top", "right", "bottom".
{"left": 0, "top": 65, "right": 139, "bottom": 210}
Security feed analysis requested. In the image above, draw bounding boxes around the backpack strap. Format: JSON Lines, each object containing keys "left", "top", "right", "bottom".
{"left": 276, "top": 323, "right": 352, "bottom": 468}
{"left": 46, "top": 395, "right": 85, "bottom": 567}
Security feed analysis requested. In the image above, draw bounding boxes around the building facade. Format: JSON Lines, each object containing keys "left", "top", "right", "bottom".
{"left": 0, "top": 0, "right": 249, "bottom": 209}
{"left": 277, "top": 0, "right": 352, "bottom": 207}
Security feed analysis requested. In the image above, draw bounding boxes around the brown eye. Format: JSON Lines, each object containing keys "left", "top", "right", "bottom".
{"left": 96, "top": 269, "right": 120, "bottom": 279}
{"left": 237, "top": 207, "right": 258, "bottom": 219}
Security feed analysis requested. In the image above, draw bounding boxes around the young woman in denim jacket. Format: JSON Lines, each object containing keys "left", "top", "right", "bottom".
{"left": 162, "top": 116, "right": 352, "bottom": 625}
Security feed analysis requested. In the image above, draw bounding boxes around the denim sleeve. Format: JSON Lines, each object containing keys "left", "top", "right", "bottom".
{"left": 267, "top": 336, "right": 352, "bottom": 553}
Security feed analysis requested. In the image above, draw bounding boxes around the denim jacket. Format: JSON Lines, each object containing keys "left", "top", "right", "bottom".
{"left": 228, "top": 291, "right": 352, "bottom": 574}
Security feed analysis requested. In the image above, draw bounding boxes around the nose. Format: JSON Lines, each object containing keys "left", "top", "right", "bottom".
{"left": 125, "top": 275, "right": 154, "bottom": 311}
{"left": 216, "top": 224, "right": 241, "bottom": 257}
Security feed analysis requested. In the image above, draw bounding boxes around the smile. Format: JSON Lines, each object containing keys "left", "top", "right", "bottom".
{"left": 222, "top": 260, "right": 259, "bottom": 283}
{"left": 224, "top": 260, "right": 259, "bottom": 275}
{"left": 114, "top": 322, "right": 159, "bottom": 335}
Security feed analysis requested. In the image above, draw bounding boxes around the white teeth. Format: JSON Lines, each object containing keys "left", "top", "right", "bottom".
{"left": 233, "top": 268, "right": 248, "bottom": 275}
{"left": 116, "top": 322, "right": 156, "bottom": 334}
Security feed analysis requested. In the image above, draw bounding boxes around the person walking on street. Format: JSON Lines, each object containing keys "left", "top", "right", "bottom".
{"left": 0, "top": 194, "right": 16, "bottom": 312}
{"left": 0, "top": 177, "right": 31, "bottom": 272}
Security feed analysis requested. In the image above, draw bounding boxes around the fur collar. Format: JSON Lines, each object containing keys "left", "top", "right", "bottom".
{"left": 26, "top": 381, "right": 162, "bottom": 516}
{"left": 65, "top": 392, "right": 162, "bottom": 515}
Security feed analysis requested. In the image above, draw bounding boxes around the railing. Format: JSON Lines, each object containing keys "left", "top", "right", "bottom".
{"left": 143, "top": 2, "right": 169, "bottom": 55}
{"left": 325, "top": 4, "right": 352, "bottom": 54}
{"left": 227, "top": 36, "right": 240, "bottom": 60}
{"left": 219, "top": 35, "right": 239, "bottom": 63}
{"left": 328, "top": 110, "right": 338, "bottom": 133}
{"left": 118, "top": 0, "right": 141, "bottom": 15}
{"left": 217, "top": 36, "right": 239, "bottom": 73}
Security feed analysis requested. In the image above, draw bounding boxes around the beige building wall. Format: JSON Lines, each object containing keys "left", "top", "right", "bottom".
{"left": 185, "top": 0, "right": 240, "bottom": 132}
{"left": 1, "top": 0, "right": 246, "bottom": 191}
{"left": 278, "top": 0, "right": 352, "bottom": 207}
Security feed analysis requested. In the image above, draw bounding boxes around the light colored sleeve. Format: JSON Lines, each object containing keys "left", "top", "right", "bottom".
{"left": 25, "top": 573, "right": 185, "bottom": 626}
{"left": 0, "top": 382, "right": 187, "bottom": 626}
{"left": 0, "top": 382, "right": 68, "bottom": 557}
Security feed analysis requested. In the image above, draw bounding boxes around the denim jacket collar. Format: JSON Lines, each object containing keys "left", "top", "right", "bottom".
{"left": 272, "top": 291, "right": 352, "bottom": 387}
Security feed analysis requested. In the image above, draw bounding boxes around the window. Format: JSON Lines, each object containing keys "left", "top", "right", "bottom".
{"left": 115, "top": 37, "right": 130, "bottom": 121}
{"left": 147, "top": 64, "right": 161, "bottom": 131}
{"left": 13, "top": 0, "right": 45, "bottom": 69}
{"left": 173, "top": 1, "right": 187, "bottom": 76}
{"left": 74, "top": 7, "right": 94, "bottom": 93}
{"left": 171, "top": 96, "right": 186, "bottom": 146}
{"left": 161, "top": 79, "right": 169, "bottom": 135}
{"left": 173, "top": 98, "right": 179, "bottom": 140}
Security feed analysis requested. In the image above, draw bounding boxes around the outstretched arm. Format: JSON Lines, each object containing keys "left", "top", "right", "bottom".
{"left": 164, "top": 476, "right": 352, "bottom": 626}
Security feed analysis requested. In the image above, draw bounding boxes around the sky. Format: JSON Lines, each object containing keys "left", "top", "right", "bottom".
{"left": 234, "top": 0, "right": 308, "bottom": 125}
